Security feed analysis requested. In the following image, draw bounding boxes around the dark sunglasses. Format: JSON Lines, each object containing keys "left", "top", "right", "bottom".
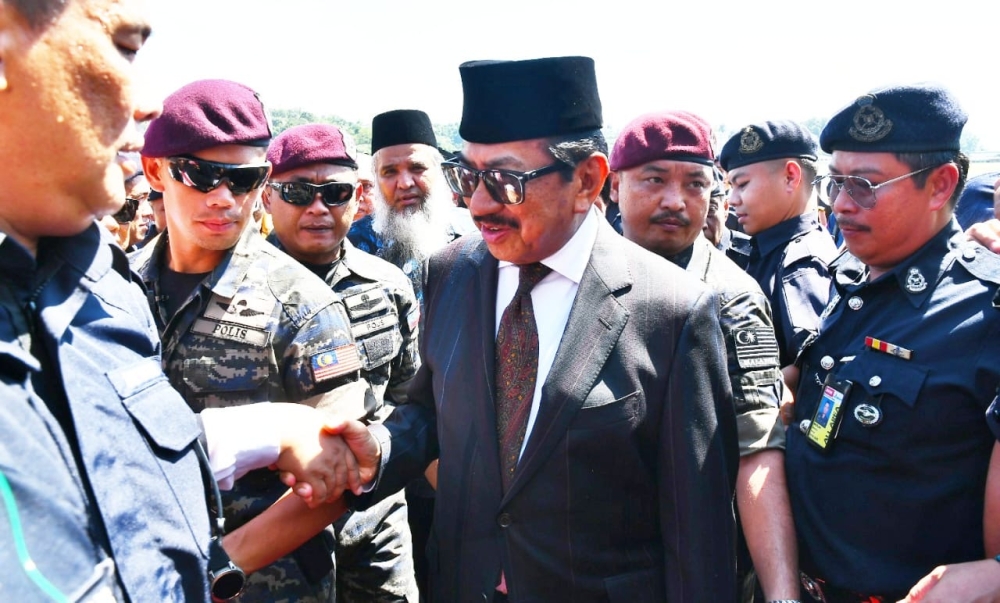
{"left": 441, "top": 161, "right": 567, "bottom": 205}
{"left": 112, "top": 197, "right": 140, "bottom": 224}
{"left": 166, "top": 157, "right": 270, "bottom": 196}
{"left": 267, "top": 181, "right": 355, "bottom": 207}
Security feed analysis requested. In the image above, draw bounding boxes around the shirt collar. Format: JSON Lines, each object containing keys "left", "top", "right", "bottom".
{"left": 752, "top": 213, "right": 823, "bottom": 256}
{"left": 498, "top": 205, "right": 600, "bottom": 284}
{"left": 832, "top": 219, "right": 960, "bottom": 308}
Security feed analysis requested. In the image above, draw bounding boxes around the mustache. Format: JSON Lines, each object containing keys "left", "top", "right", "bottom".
{"left": 834, "top": 216, "right": 871, "bottom": 232}
{"left": 473, "top": 215, "right": 520, "bottom": 229}
{"left": 649, "top": 211, "right": 690, "bottom": 227}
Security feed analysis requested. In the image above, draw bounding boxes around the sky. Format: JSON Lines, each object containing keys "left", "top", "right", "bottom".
{"left": 139, "top": 0, "right": 1000, "bottom": 150}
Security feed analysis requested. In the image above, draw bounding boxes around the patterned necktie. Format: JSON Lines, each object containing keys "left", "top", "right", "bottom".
{"left": 495, "top": 262, "right": 552, "bottom": 492}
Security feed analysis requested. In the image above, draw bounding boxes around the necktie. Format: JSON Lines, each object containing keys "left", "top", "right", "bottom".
{"left": 495, "top": 262, "right": 552, "bottom": 492}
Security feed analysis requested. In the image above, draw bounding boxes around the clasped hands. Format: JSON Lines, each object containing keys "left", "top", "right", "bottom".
{"left": 270, "top": 405, "right": 382, "bottom": 508}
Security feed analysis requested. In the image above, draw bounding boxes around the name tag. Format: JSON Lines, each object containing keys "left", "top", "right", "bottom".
{"left": 806, "top": 377, "right": 852, "bottom": 451}
{"left": 192, "top": 318, "right": 271, "bottom": 347}
{"left": 351, "top": 314, "right": 397, "bottom": 339}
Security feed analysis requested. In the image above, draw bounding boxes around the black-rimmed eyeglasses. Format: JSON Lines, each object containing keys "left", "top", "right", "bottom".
{"left": 441, "top": 161, "right": 567, "bottom": 205}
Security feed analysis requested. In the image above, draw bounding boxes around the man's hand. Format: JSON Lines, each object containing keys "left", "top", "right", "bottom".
{"left": 276, "top": 417, "right": 381, "bottom": 507}
{"left": 898, "top": 559, "right": 1000, "bottom": 602}
{"left": 324, "top": 419, "right": 381, "bottom": 489}
{"left": 967, "top": 219, "right": 1000, "bottom": 254}
{"left": 268, "top": 406, "right": 368, "bottom": 508}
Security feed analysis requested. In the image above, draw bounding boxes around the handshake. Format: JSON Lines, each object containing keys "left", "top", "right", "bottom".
{"left": 203, "top": 403, "right": 383, "bottom": 508}
{"left": 273, "top": 408, "right": 383, "bottom": 508}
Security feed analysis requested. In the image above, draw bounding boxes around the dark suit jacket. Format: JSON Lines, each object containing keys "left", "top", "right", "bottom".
{"left": 369, "top": 221, "right": 739, "bottom": 602}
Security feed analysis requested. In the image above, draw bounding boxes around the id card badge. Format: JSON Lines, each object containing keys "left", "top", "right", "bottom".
{"left": 806, "top": 375, "right": 853, "bottom": 451}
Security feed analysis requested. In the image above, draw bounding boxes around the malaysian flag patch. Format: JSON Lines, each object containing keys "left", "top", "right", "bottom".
{"left": 733, "top": 328, "right": 779, "bottom": 369}
{"left": 310, "top": 344, "right": 361, "bottom": 382}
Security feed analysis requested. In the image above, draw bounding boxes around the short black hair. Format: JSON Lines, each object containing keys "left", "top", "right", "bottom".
{"left": 895, "top": 151, "right": 969, "bottom": 207}
{"left": 8, "top": 0, "right": 67, "bottom": 29}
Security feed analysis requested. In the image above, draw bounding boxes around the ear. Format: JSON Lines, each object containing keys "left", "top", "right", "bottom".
{"left": 609, "top": 171, "right": 621, "bottom": 204}
{"left": 784, "top": 160, "right": 803, "bottom": 191}
{"left": 573, "top": 153, "right": 610, "bottom": 214}
{"left": 141, "top": 156, "right": 167, "bottom": 191}
{"left": 261, "top": 183, "right": 274, "bottom": 212}
{"left": 927, "top": 162, "right": 959, "bottom": 213}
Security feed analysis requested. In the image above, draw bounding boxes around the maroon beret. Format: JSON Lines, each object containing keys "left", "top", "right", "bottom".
{"left": 142, "top": 79, "right": 272, "bottom": 158}
{"left": 610, "top": 110, "right": 715, "bottom": 171}
{"left": 268, "top": 124, "right": 358, "bottom": 176}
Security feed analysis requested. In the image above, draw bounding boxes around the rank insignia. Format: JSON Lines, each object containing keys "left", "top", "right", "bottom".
{"left": 310, "top": 344, "right": 361, "bottom": 382}
{"left": 849, "top": 95, "right": 893, "bottom": 143}
{"left": 864, "top": 336, "right": 912, "bottom": 360}
{"left": 739, "top": 126, "right": 764, "bottom": 154}
{"left": 905, "top": 266, "right": 927, "bottom": 293}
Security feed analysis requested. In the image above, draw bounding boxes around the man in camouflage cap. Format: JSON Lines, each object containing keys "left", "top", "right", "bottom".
{"left": 265, "top": 123, "right": 421, "bottom": 602}
{"left": 131, "top": 79, "right": 370, "bottom": 602}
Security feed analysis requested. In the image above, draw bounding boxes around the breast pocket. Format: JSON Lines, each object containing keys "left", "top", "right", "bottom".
{"left": 572, "top": 390, "right": 642, "bottom": 430}
{"left": 106, "top": 358, "right": 209, "bottom": 555}
{"left": 832, "top": 348, "right": 928, "bottom": 441}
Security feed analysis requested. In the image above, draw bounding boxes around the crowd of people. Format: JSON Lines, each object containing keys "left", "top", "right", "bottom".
{"left": 5, "top": 1, "right": 1000, "bottom": 602}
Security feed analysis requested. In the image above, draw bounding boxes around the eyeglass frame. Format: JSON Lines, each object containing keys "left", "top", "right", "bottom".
{"left": 165, "top": 156, "right": 271, "bottom": 196}
{"left": 441, "top": 160, "right": 568, "bottom": 206}
{"left": 812, "top": 165, "right": 938, "bottom": 210}
{"left": 266, "top": 181, "right": 356, "bottom": 207}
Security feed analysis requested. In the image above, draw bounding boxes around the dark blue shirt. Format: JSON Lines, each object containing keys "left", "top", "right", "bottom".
{"left": 744, "top": 214, "right": 838, "bottom": 366}
{"left": 787, "top": 220, "right": 1000, "bottom": 594}
{"left": 0, "top": 225, "right": 210, "bottom": 602}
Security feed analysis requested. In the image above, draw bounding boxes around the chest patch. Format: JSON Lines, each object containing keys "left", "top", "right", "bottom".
{"left": 191, "top": 318, "right": 271, "bottom": 347}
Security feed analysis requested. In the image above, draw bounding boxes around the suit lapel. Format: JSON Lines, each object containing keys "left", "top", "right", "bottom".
{"left": 476, "top": 248, "right": 501, "bottom": 467}
{"left": 503, "top": 224, "right": 632, "bottom": 502}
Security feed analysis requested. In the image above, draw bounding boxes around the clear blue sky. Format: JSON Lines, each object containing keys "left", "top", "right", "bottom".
{"left": 139, "top": 0, "right": 1000, "bottom": 150}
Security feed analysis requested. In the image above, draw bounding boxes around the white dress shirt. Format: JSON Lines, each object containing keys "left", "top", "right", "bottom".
{"left": 495, "top": 206, "right": 600, "bottom": 460}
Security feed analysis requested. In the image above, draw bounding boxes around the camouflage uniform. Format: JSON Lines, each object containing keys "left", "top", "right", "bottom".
{"left": 269, "top": 235, "right": 420, "bottom": 603}
{"left": 131, "top": 225, "right": 370, "bottom": 603}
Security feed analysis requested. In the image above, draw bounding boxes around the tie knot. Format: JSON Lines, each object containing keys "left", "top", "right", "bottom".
{"left": 516, "top": 262, "right": 551, "bottom": 295}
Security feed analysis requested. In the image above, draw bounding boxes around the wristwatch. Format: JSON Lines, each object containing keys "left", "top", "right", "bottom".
{"left": 208, "top": 537, "right": 246, "bottom": 601}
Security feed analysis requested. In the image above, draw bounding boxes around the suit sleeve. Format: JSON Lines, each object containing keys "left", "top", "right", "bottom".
{"left": 660, "top": 288, "right": 739, "bottom": 601}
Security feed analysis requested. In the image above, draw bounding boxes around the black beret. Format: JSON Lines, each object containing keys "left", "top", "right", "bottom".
{"left": 143, "top": 79, "right": 272, "bottom": 158}
{"left": 371, "top": 109, "right": 437, "bottom": 154}
{"left": 820, "top": 84, "right": 967, "bottom": 154}
{"left": 459, "top": 56, "right": 602, "bottom": 143}
{"left": 719, "top": 120, "right": 818, "bottom": 172}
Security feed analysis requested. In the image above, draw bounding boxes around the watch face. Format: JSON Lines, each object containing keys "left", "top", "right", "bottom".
{"left": 211, "top": 566, "right": 246, "bottom": 601}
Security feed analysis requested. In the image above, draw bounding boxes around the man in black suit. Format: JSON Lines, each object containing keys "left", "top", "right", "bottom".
{"left": 340, "top": 56, "right": 739, "bottom": 602}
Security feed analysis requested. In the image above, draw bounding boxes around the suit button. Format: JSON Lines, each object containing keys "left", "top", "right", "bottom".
{"left": 497, "top": 513, "right": 512, "bottom": 528}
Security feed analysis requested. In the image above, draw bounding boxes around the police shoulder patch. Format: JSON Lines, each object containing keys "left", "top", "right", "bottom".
{"left": 310, "top": 344, "right": 362, "bottom": 382}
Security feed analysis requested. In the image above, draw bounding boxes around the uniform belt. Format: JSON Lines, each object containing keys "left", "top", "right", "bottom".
{"left": 801, "top": 572, "right": 906, "bottom": 603}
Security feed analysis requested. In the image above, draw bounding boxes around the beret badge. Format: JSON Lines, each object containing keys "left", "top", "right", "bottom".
{"left": 739, "top": 126, "right": 764, "bottom": 155}
{"left": 849, "top": 95, "right": 893, "bottom": 143}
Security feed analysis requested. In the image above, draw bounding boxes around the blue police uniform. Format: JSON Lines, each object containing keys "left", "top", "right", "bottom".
{"left": 742, "top": 214, "right": 838, "bottom": 367}
{"left": 0, "top": 224, "right": 210, "bottom": 602}
{"left": 787, "top": 221, "right": 1000, "bottom": 598}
